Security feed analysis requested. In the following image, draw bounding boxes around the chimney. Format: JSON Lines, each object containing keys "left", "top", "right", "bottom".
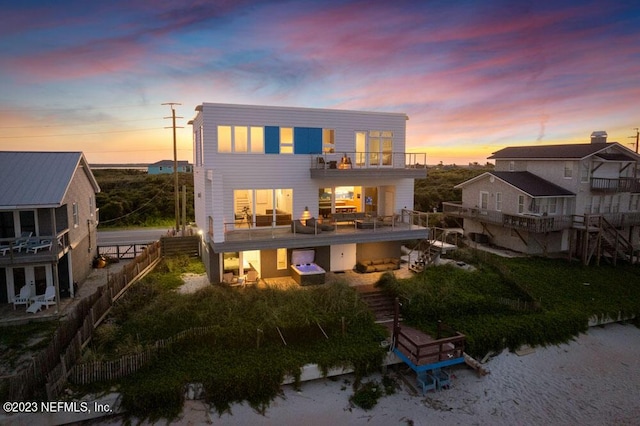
{"left": 590, "top": 131, "right": 607, "bottom": 144}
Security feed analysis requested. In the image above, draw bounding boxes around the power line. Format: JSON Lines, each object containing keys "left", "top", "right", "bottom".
{"left": 0, "top": 117, "right": 163, "bottom": 129}
{"left": 0, "top": 127, "right": 165, "bottom": 139}
{"left": 99, "top": 180, "right": 172, "bottom": 224}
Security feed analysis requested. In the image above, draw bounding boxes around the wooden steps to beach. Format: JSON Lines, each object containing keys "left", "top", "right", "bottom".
{"left": 358, "top": 291, "right": 399, "bottom": 323}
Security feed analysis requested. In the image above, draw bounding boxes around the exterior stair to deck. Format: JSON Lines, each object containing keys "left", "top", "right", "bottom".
{"left": 358, "top": 290, "right": 399, "bottom": 323}
{"left": 599, "top": 217, "right": 636, "bottom": 265}
{"left": 408, "top": 240, "right": 442, "bottom": 273}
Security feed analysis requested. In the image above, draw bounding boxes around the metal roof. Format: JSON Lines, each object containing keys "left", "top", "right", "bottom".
{"left": 0, "top": 151, "right": 100, "bottom": 209}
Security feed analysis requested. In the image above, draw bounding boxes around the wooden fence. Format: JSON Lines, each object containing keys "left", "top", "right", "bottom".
{"left": 2, "top": 241, "right": 161, "bottom": 401}
{"left": 70, "top": 326, "right": 217, "bottom": 385}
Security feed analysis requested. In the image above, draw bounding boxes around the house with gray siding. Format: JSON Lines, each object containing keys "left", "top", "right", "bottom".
{"left": 189, "top": 102, "right": 429, "bottom": 284}
{"left": 0, "top": 151, "right": 100, "bottom": 309}
{"left": 444, "top": 132, "right": 640, "bottom": 263}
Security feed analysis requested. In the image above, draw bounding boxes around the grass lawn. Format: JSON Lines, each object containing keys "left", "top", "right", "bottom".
{"left": 74, "top": 251, "right": 640, "bottom": 420}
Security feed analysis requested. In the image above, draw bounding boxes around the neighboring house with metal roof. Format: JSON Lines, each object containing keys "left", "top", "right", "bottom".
{"left": 0, "top": 151, "right": 101, "bottom": 310}
{"left": 147, "top": 160, "right": 192, "bottom": 175}
{"left": 444, "top": 132, "right": 640, "bottom": 263}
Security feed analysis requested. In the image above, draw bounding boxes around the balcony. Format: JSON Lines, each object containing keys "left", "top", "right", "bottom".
{"left": 590, "top": 177, "right": 640, "bottom": 193}
{"left": 0, "top": 229, "right": 70, "bottom": 266}
{"left": 442, "top": 202, "right": 573, "bottom": 233}
{"left": 213, "top": 209, "right": 430, "bottom": 252}
{"left": 309, "top": 151, "right": 427, "bottom": 179}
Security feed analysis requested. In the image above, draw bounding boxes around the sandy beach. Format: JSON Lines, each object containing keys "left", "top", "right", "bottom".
{"left": 94, "top": 321, "right": 640, "bottom": 426}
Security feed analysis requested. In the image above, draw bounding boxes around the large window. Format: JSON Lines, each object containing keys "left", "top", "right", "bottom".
{"left": 495, "top": 192, "right": 502, "bottom": 211}
{"left": 218, "top": 125, "right": 264, "bottom": 153}
{"left": 234, "top": 188, "right": 293, "bottom": 227}
{"left": 323, "top": 129, "right": 335, "bottom": 154}
{"left": 518, "top": 195, "right": 525, "bottom": 214}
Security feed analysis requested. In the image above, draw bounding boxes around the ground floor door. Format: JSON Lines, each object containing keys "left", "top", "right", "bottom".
{"left": 0, "top": 268, "right": 7, "bottom": 303}
{"left": 330, "top": 243, "right": 356, "bottom": 272}
{"left": 561, "top": 229, "right": 570, "bottom": 252}
{"left": 3, "top": 264, "right": 54, "bottom": 304}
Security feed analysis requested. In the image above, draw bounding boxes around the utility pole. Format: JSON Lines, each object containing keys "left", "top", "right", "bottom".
{"left": 162, "top": 103, "right": 183, "bottom": 234}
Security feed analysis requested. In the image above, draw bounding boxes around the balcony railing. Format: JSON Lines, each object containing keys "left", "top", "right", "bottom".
{"left": 444, "top": 202, "right": 640, "bottom": 232}
{"left": 220, "top": 209, "right": 429, "bottom": 243}
{"left": 311, "top": 151, "right": 427, "bottom": 170}
{"left": 442, "top": 202, "right": 573, "bottom": 232}
{"left": 0, "top": 229, "right": 70, "bottom": 262}
{"left": 591, "top": 177, "right": 640, "bottom": 193}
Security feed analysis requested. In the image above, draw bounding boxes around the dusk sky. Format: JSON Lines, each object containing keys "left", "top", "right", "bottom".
{"left": 1, "top": 0, "right": 639, "bottom": 165}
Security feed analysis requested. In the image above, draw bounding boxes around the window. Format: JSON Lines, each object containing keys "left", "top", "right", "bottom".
{"left": 89, "top": 196, "right": 94, "bottom": 217}
{"left": 72, "top": 203, "right": 79, "bottom": 227}
{"left": 19, "top": 211, "right": 35, "bottom": 235}
{"left": 591, "top": 196, "right": 600, "bottom": 214}
{"left": 612, "top": 194, "right": 620, "bottom": 213}
{"left": 580, "top": 161, "right": 590, "bottom": 183}
{"left": 368, "top": 130, "right": 394, "bottom": 166}
{"left": 195, "top": 125, "right": 204, "bottom": 166}
{"left": 323, "top": 129, "right": 335, "bottom": 153}
{"left": 218, "top": 125, "right": 264, "bottom": 153}
{"left": 234, "top": 188, "right": 293, "bottom": 227}
{"left": 0, "top": 211, "right": 15, "bottom": 239}
{"left": 495, "top": 192, "right": 502, "bottom": 211}
{"left": 234, "top": 126, "right": 248, "bottom": 152}
{"left": 480, "top": 192, "right": 489, "bottom": 210}
{"left": 518, "top": 195, "right": 525, "bottom": 214}
{"left": 548, "top": 198, "right": 557, "bottom": 214}
{"left": 218, "top": 126, "right": 232, "bottom": 152}
{"left": 250, "top": 127, "right": 264, "bottom": 153}
{"left": 280, "top": 127, "right": 293, "bottom": 154}
{"left": 564, "top": 161, "right": 573, "bottom": 178}
{"left": 277, "top": 248, "right": 287, "bottom": 270}
{"left": 508, "top": 161, "right": 515, "bottom": 171}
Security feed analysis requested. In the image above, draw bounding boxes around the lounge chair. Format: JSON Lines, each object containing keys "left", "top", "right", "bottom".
{"left": 12, "top": 232, "right": 33, "bottom": 252}
{"left": 26, "top": 239, "right": 52, "bottom": 253}
{"left": 307, "top": 217, "right": 335, "bottom": 232}
{"left": 0, "top": 243, "right": 11, "bottom": 255}
{"left": 13, "top": 285, "right": 32, "bottom": 310}
{"left": 32, "top": 285, "right": 56, "bottom": 310}
{"left": 245, "top": 270, "right": 259, "bottom": 285}
{"left": 291, "top": 219, "right": 318, "bottom": 234}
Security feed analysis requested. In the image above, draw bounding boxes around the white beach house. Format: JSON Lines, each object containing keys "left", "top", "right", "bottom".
{"left": 189, "top": 102, "right": 429, "bottom": 284}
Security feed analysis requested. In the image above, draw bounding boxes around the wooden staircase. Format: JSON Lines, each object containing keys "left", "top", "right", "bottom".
{"left": 358, "top": 291, "right": 398, "bottom": 323}
{"left": 573, "top": 215, "right": 637, "bottom": 265}
{"left": 408, "top": 239, "right": 442, "bottom": 273}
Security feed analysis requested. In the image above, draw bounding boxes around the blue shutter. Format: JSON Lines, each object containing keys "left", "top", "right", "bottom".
{"left": 293, "top": 127, "right": 322, "bottom": 154}
{"left": 294, "top": 127, "right": 308, "bottom": 154}
{"left": 308, "top": 128, "right": 322, "bottom": 154}
{"left": 264, "top": 126, "right": 280, "bottom": 154}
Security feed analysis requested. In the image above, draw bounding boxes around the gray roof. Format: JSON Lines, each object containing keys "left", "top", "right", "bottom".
{"left": 456, "top": 171, "right": 575, "bottom": 197}
{"left": 490, "top": 172, "right": 575, "bottom": 197}
{"left": 488, "top": 142, "right": 638, "bottom": 160}
{"left": 0, "top": 151, "right": 100, "bottom": 208}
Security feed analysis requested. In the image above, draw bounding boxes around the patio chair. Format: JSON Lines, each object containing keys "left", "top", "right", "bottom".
{"left": 26, "top": 239, "right": 52, "bottom": 253}
{"left": 0, "top": 243, "right": 11, "bottom": 255}
{"left": 245, "top": 270, "right": 259, "bottom": 285}
{"left": 32, "top": 286, "right": 56, "bottom": 310}
{"left": 12, "top": 232, "right": 32, "bottom": 252}
{"left": 13, "top": 285, "right": 32, "bottom": 310}
{"left": 432, "top": 368, "right": 451, "bottom": 390}
{"left": 417, "top": 371, "right": 437, "bottom": 394}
